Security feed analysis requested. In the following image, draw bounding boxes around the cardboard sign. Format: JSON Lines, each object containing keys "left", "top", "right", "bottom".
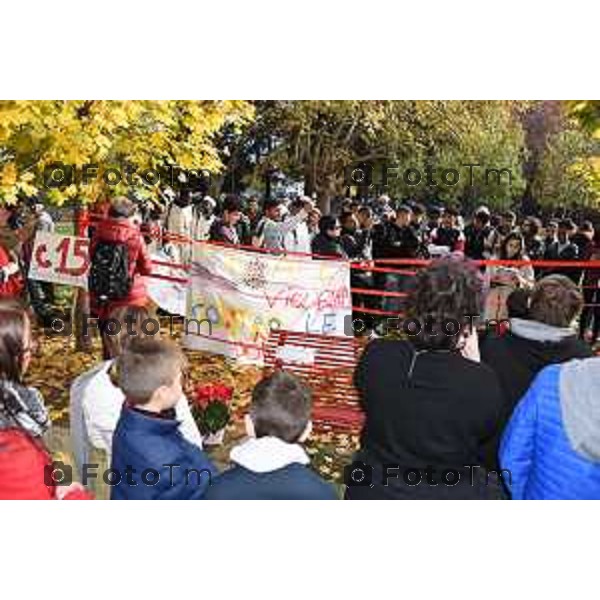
{"left": 29, "top": 232, "right": 90, "bottom": 288}
{"left": 28, "top": 232, "right": 188, "bottom": 316}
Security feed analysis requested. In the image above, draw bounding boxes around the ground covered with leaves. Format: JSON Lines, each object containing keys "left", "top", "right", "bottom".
{"left": 27, "top": 314, "right": 358, "bottom": 495}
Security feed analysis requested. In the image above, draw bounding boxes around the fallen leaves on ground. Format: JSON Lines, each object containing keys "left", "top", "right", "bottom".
{"left": 27, "top": 319, "right": 358, "bottom": 484}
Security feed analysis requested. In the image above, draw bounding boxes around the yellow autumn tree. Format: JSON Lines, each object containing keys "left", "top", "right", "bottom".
{"left": 0, "top": 100, "right": 254, "bottom": 205}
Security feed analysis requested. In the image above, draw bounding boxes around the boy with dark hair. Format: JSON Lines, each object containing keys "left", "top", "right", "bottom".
{"left": 464, "top": 209, "right": 494, "bottom": 260}
{"left": 206, "top": 371, "right": 337, "bottom": 500}
{"left": 521, "top": 217, "right": 545, "bottom": 261}
{"left": 543, "top": 219, "right": 580, "bottom": 281}
{"left": 110, "top": 338, "right": 216, "bottom": 500}
{"left": 208, "top": 194, "right": 243, "bottom": 244}
{"left": 252, "top": 197, "right": 314, "bottom": 251}
{"left": 499, "top": 210, "right": 517, "bottom": 236}
{"left": 70, "top": 305, "right": 202, "bottom": 479}
{"left": 430, "top": 206, "right": 465, "bottom": 253}
{"left": 311, "top": 215, "right": 346, "bottom": 258}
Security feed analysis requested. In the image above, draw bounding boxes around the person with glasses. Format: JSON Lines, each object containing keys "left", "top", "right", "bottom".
{"left": 310, "top": 215, "right": 347, "bottom": 259}
{"left": 0, "top": 301, "right": 92, "bottom": 499}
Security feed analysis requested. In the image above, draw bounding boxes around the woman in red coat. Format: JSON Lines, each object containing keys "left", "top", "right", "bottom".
{"left": 88, "top": 197, "right": 153, "bottom": 320}
{"left": 0, "top": 301, "right": 92, "bottom": 499}
{"left": 0, "top": 244, "right": 24, "bottom": 299}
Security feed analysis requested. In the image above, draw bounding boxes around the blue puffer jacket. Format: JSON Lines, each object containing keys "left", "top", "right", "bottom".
{"left": 500, "top": 357, "right": 600, "bottom": 499}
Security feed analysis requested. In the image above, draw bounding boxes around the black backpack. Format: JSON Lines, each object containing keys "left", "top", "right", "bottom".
{"left": 88, "top": 241, "right": 133, "bottom": 302}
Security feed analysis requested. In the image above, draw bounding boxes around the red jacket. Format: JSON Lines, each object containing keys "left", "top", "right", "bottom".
{"left": 0, "top": 428, "right": 92, "bottom": 500}
{"left": 89, "top": 217, "right": 153, "bottom": 317}
{"left": 0, "top": 244, "right": 24, "bottom": 299}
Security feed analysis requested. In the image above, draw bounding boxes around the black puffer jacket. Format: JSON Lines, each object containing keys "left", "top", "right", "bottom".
{"left": 480, "top": 318, "right": 593, "bottom": 421}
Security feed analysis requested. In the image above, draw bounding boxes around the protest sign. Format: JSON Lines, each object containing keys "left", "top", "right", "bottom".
{"left": 29, "top": 231, "right": 90, "bottom": 288}
{"left": 183, "top": 243, "right": 352, "bottom": 365}
{"left": 28, "top": 232, "right": 188, "bottom": 316}
{"left": 146, "top": 249, "right": 188, "bottom": 316}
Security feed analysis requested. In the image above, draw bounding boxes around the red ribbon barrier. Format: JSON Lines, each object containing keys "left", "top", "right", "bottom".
{"left": 78, "top": 214, "right": 600, "bottom": 304}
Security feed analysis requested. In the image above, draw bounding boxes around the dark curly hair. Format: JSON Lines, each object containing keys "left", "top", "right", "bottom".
{"left": 404, "top": 257, "right": 484, "bottom": 350}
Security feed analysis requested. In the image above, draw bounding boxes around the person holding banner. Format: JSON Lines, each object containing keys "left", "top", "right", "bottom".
{"left": 7, "top": 210, "right": 55, "bottom": 325}
{"left": 252, "top": 196, "right": 314, "bottom": 252}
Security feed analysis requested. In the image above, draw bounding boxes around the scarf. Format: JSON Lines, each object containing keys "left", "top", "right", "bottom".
{"left": 0, "top": 380, "right": 49, "bottom": 438}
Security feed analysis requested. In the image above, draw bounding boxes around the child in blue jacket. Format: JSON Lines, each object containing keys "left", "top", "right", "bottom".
{"left": 110, "top": 338, "right": 216, "bottom": 500}
{"left": 206, "top": 371, "right": 337, "bottom": 500}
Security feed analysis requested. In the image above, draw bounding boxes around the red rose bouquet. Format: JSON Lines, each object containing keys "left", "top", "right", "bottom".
{"left": 192, "top": 383, "right": 233, "bottom": 443}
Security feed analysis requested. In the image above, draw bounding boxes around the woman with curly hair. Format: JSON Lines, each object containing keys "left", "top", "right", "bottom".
{"left": 345, "top": 257, "right": 505, "bottom": 500}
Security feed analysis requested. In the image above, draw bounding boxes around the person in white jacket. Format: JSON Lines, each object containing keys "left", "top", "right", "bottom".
{"left": 191, "top": 196, "right": 217, "bottom": 242}
{"left": 164, "top": 191, "right": 194, "bottom": 263}
{"left": 69, "top": 305, "right": 202, "bottom": 477}
{"left": 283, "top": 198, "right": 312, "bottom": 257}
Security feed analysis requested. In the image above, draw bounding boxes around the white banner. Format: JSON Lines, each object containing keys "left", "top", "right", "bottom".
{"left": 146, "top": 249, "right": 188, "bottom": 316}
{"left": 28, "top": 232, "right": 188, "bottom": 315}
{"left": 183, "top": 243, "right": 352, "bottom": 365}
{"left": 29, "top": 231, "right": 90, "bottom": 288}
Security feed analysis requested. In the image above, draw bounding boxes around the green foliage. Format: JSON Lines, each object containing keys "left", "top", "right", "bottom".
{"left": 533, "top": 122, "right": 600, "bottom": 209}
{"left": 376, "top": 102, "right": 526, "bottom": 210}
{"left": 567, "top": 100, "right": 600, "bottom": 136}
{"left": 229, "top": 100, "right": 528, "bottom": 211}
{"left": 3, "top": 100, "right": 599, "bottom": 211}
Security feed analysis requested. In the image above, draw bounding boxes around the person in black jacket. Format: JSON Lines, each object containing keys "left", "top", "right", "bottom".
{"left": 543, "top": 219, "right": 559, "bottom": 249}
{"left": 311, "top": 215, "right": 347, "bottom": 258}
{"left": 430, "top": 206, "right": 465, "bottom": 253}
{"left": 464, "top": 208, "right": 494, "bottom": 260}
{"left": 383, "top": 205, "right": 421, "bottom": 259}
{"left": 522, "top": 217, "right": 545, "bottom": 262}
{"left": 340, "top": 211, "right": 369, "bottom": 260}
{"left": 571, "top": 221, "right": 595, "bottom": 261}
{"left": 345, "top": 257, "right": 506, "bottom": 500}
{"left": 570, "top": 221, "right": 595, "bottom": 291}
{"left": 380, "top": 206, "right": 422, "bottom": 314}
{"left": 579, "top": 236, "right": 600, "bottom": 344}
{"left": 340, "top": 210, "right": 375, "bottom": 317}
{"left": 543, "top": 219, "right": 580, "bottom": 282}
{"left": 480, "top": 274, "right": 592, "bottom": 434}
{"left": 206, "top": 371, "right": 337, "bottom": 500}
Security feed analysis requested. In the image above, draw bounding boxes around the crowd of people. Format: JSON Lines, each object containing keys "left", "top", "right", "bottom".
{"left": 0, "top": 300, "right": 336, "bottom": 500}
{"left": 349, "top": 261, "right": 599, "bottom": 499}
{"left": 0, "top": 190, "right": 599, "bottom": 500}
{"left": 160, "top": 191, "right": 600, "bottom": 344}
